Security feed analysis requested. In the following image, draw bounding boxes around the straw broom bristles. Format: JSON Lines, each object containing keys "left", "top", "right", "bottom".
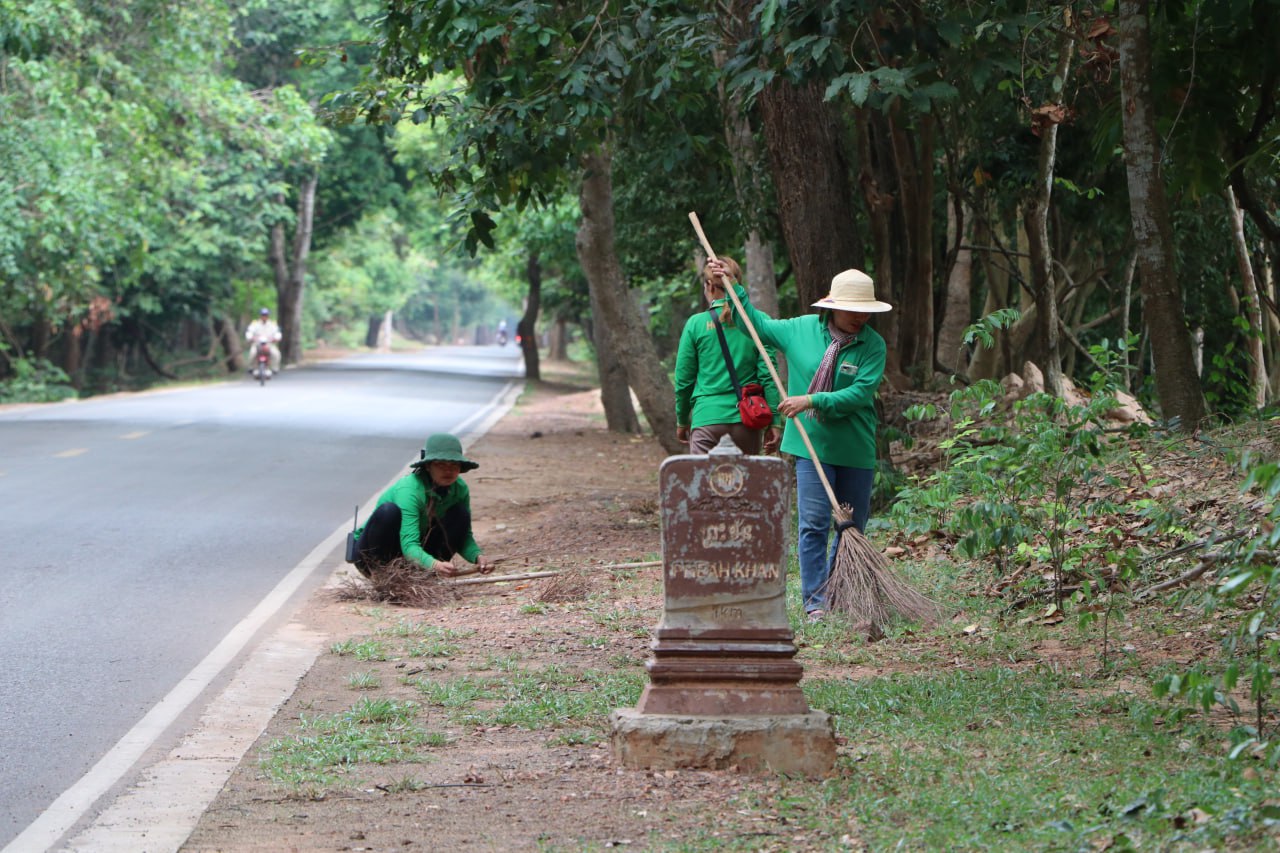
{"left": 820, "top": 508, "right": 942, "bottom": 629}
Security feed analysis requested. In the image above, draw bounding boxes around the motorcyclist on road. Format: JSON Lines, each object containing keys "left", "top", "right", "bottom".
{"left": 496, "top": 318, "right": 509, "bottom": 346}
{"left": 245, "top": 307, "right": 282, "bottom": 373}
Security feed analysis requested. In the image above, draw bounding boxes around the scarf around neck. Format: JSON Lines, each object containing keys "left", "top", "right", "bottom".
{"left": 805, "top": 319, "right": 857, "bottom": 416}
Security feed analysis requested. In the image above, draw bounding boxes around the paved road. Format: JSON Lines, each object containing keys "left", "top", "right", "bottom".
{"left": 0, "top": 347, "right": 521, "bottom": 850}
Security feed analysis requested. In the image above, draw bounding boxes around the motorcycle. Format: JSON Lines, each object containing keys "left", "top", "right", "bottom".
{"left": 496, "top": 329, "right": 509, "bottom": 347}
{"left": 250, "top": 339, "right": 273, "bottom": 386}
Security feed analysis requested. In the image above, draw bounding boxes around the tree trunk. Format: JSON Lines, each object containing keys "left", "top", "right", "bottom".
{"left": 269, "top": 170, "right": 319, "bottom": 366}
{"left": 1117, "top": 0, "right": 1208, "bottom": 428}
{"left": 547, "top": 317, "right": 569, "bottom": 361}
{"left": 576, "top": 149, "right": 681, "bottom": 452}
{"left": 715, "top": 7, "right": 781, "bottom": 319}
{"left": 968, "top": 213, "right": 1034, "bottom": 381}
{"left": 378, "top": 310, "right": 393, "bottom": 352}
{"left": 758, "top": 78, "right": 863, "bottom": 307}
{"left": 1121, "top": 252, "right": 1138, "bottom": 393}
{"left": 887, "top": 103, "right": 935, "bottom": 383}
{"left": 30, "top": 310, "right": 50, "bottom": 361}
{"left": 214, "top": 314, "right": 244, "bottom": 372}
{"left": 937, "top": 197, "right": 974, "bottom": 374}
{"left": 1227, "top": 186, "right": 1267, "bottom": 408}
{"left": 1024, "top": 32, "right": 1075, "bottom": 399}
{"left": 858, "top": 111, "right": 901, "bottom": 369}
{"left": 520, "top": 252, "right": 542, "bottom": 381}
{"left": 63, "top": 326, "right": 82, "bottom": 385}
{"left": 365, "top": 315, "right": 382, "bottom": 348}
{"left": 587, "top": 281, "right": 640, "bottom": 434}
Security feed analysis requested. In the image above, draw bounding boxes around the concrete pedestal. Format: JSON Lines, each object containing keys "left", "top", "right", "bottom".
{"left": 612, "top": 442, "right": 838, "bottom": 779}
{"left": 610, "top": 708, "right": 837, "bottom": 777}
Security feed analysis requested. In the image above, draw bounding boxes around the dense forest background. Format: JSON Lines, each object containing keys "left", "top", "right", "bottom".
{"left": 3, "top": 1, "right": 1277, "bottom": 448}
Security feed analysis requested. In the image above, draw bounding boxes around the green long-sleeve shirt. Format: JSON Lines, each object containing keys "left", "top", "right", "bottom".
{"left": 674, "top": 302, "right": 782, "bottom": 430}
{"left": 729, "top": 284, "right": 885, "bottom": 469}
{"left": 356, "top": 472, "right": 481, "bottom": 569}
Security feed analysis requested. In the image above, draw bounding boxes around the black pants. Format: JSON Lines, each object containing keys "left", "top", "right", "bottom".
{"left": 353, "top": 501, "right": 471, "bottom": 576}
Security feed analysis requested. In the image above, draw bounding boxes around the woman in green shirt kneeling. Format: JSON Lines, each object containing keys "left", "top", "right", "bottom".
{"left": 351, "top": 433, "right": 493, "bottom": 578}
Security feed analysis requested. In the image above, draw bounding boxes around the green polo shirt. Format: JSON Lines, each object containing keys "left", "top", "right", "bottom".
{"left": 729, "top": 285, "right": 885, "bottom": 469}
{"left": 674, "top": 302, "right": 782, "bottom": 430}
{"left": 355, "top": 471, "right": 481, "bottom": 569}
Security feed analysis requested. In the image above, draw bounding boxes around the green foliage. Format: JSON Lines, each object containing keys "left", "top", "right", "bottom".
{"left": 1156, "top": 454, "right": 1280, "bottom": 766}
{"left": 961, "top": 307, "right": 1020, "bottom": 351}
{"left": 0, "top": 0, "right": 337, "bottom": 389}
{"left": 340, "top": 1, "right": 728, "bottom": 254}
{"left": 0, "top": 354, "right": 77, "bottom": 403}
{"left": 892, "top": 325, "right": 1145, "bottom": 615}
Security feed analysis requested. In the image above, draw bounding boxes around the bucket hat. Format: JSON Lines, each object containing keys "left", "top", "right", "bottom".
{"left": 411, "top": 433, "right": 479, "bottom": 472}
{"left": 811, "top": 269, "right": 892, "bottom": 313}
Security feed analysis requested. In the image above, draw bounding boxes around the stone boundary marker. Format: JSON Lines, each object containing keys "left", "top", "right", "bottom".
{"left": 610, "top": 437, "right": 836, "bottom": 777}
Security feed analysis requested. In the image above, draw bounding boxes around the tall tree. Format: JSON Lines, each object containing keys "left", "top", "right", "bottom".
{"left": 577, "top": 150, "right": 678, "bottom": 444}
{"left": 757, "top": 78, "right": 865, "bottom": 308}
{"left": 354, "top": 1, "right": 725, "bottom": 452}
{"left": 271, "top": 171, "right": 320, "bottom": 366}
{"left": 1024, "top": 28, "right": 1076, "bottom": 399}
{"left": 1117, "top": 0, "right": 1208, "bottom": 427}
{"left": 718, "top": 0, "right": 781, "bottom": 319}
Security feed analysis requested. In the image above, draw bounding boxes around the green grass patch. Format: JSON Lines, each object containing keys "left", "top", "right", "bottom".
{"left": 346, "top": 670, "right": 381, "bottom": 690}
{"left": 411, "top": 674, "right": 498, "bottom": 708}
{"left": 411, "top": 666, "right": 645, "bottom": 730}
{"left": 776, "top": 667, "right": 1280, "bottom": 850}
{"left": 546, "top": 730, "right": 601, "bottom": 747}
{"left": 330, "top": 638, "right": 392, "bottom": 661}
{"left": 259, "top": 698, "right": 442, "bottom": 789}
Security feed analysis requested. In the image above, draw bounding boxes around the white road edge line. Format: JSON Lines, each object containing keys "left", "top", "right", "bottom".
{"left": 7, "top": 378, "right": 522, "bottom": 853}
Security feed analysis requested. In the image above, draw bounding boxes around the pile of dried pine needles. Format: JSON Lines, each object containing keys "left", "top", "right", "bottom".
{"left": 536, "top": 568, "right": 595, "bottom": 603}
{"left": 335, "top": 557, "right": 458, "bottom": 608}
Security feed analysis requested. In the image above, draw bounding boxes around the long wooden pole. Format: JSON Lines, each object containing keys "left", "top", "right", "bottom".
{"left": 688, "top": 212, "right": 847, "bottom": 520}
{"left": 447, "top": 559, "right": 662, "bottom": 587}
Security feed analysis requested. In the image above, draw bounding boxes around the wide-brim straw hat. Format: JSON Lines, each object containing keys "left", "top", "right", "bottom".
{"left": 411, "top": 433, "right": 479, "bottom": 472}
{"left": 811, "top": 269, "right": 892, "bottom": 313}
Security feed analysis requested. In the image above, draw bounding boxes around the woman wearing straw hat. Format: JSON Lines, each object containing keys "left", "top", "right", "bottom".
{"left": 711, "top": 263, "right": 890, "bottom": 621}
{"left": 674, "top": 256, "right": 783, "bottom": 455}
{"left": 351, "top": 433, "right": 493, "bottom": 578}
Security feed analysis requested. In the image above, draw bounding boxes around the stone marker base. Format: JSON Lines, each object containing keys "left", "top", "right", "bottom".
{"left": 609, "top": 708, "right": 837, "bottom": 777}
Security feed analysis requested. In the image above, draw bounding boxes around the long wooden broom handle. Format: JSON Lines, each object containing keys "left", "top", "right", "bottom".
{"left": 688, "top": 211, "right": 843, "bottom": 516}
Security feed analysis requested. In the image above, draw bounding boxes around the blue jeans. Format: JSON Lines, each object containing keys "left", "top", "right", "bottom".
{"left": 795, "top": 458, "right": 874, "bottom": 612}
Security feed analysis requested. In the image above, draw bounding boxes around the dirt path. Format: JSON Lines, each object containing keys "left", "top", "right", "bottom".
{"left": 182, "top": 374, "right": 842, "bottom": 851}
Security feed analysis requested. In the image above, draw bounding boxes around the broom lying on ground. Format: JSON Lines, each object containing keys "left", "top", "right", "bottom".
{"left": 688, "top": 211, "right": 942, "bottom": 630}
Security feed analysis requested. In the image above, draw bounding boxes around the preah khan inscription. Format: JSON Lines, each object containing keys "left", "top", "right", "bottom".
{"left": 669, "top": 559, "right": 781, "bottom": 582}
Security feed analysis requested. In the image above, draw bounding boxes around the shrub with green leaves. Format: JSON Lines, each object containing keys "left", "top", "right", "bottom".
{"left": 1156, "top": 454, "right": 1280, "bottom": 765}
{"left": 0, "top": 354, "right": 77, "bottom": 403}
{"left": 891, "top": 325, "right": 1149, "bottom": 615}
